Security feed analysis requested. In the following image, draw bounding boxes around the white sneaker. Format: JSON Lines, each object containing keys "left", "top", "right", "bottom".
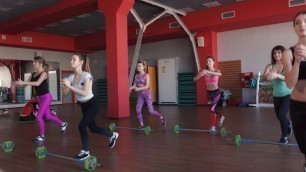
{"left": 109, "top": 132, "right": 119, "bottom": 148}
{"left": 210, "top": 126, "right": 217, "bottom": 133}
{"left": 75, "top": 150, "right": 90, "bottom": 161}
{"left": 218, "top": 116, "right": 225, "bottom": 127}
{"left": 61, "top": 122, "right": 68, "bottom": 134}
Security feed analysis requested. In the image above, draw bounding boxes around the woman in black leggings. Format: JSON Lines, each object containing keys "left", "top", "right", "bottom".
{"left": 62, "top": 53, "right": 119, "bottom": 160}
{"left": 282, "top": 11, "right": 306, "bottom": 172}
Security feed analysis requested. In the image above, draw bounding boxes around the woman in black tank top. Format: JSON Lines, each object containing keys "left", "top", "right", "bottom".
{"left": 282, "top": 11, "right": 306, "bottom": 171}
{"left": 14, "top": 56, "right": 67, "bottom": 143}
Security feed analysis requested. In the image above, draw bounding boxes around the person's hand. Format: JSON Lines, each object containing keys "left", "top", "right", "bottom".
{"left": 62, "top": 78, "right": 71, "bottom": 87}
{"left": 14, "top": 78, "right": 24, "bottom": 86}
{"left": 129, "top": 86, "right": 136, "bottom": 91}
{"left": 134, "top": 87, "right": 141, "bottom": 92}
{"left": 294, "top": 44, "right": 306, "bottom": 62}
{"left": 269, "top": 72, "right": 278, "bottom": 80}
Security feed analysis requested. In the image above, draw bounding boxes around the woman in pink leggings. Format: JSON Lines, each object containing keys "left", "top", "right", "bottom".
{"left": 15, "top": 56, "right": 67, "bottom": 142}
{"left": 130, "top": 60, "right": 166, "bottom": 128}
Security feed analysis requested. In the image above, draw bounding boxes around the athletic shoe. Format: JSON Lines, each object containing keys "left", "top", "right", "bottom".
{"left": 138, "top": 125, "right": 145, "bottom": 129}
{"left": 287, "top": 121, "right": 293, "bottom": 136}
{"left": 33, "top": 135, "right": 45, "bottom": 143}
{"left": 161, "top": 117, "right": 166, "bottom": 126}
{"left": 210, "top": 126, "right": 217, "bottom": 133}
{"left": 218, "top": 116, "right": 225, "bottom": 127}
{"left": 61, "top": 122, "right": 68, "bottom": 134}
{"left": 279, "top": 136, "right": 288, "bottom": 144}
{"left": 109, "top": 132, "right": 119, "bottom": 148}
{"left": 75, "top": 150, "right": 90, "bottom": 161}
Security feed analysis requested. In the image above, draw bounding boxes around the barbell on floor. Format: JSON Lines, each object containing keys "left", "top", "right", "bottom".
{"left": 35, "top": 146, "right": 102, "bottom": 170}
{"left": 173, "top": 124, "right": 233, "bottom": 137}
{"left": 109, "top": 123, "right": 152, "bottom": 136}
{"left": 227, "top": 135, "right": 298, "bottom": 148}
{"left": 0, "top": 141, "right": 14, "bottom": 152}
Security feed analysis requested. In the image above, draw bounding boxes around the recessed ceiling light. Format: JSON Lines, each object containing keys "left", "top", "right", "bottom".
{"left": 84, "top": 29, "right": 96, "bottom": 34}
{"left": 77, "top": 14, "right": 91, "bottom": 18}
{"left": 202, "top": 1, "right": 222, "bottom": 8}
{"left": 61, "top": 18, "right": 74, "bottom": 23}
{"left": 70, "top": 33, "right": 81, "bottom": 37}
{"left": 46, "top": 23, "right": 59, "bottom": 27}
{"left": 179, "top": 7, "right": 195, "bottom": 13}
{"left": 0, "top": 7, "right": 12, "bottom": 12}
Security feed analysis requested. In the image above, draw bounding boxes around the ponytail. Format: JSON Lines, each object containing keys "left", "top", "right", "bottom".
{"left": 43, "top": 64, "right": 49, "bottom": 74}
{"left": 74, "top": 53, "right": 90, "bottom": 73}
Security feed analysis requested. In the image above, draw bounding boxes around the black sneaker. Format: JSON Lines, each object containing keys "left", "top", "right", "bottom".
{"left": 75, "top": 150, "right": 90, "bottom": 161}
{"left": 109, "top": 132, "right": 119, "bottom": 148}
{"left": 61, "top": 122, "right": 68, "bottom": 134}
{"left": 279, "top": 136, "right": 288, "bottom": 144}
{"left": 287, "top": 121, "right": 293, "bottom": 136}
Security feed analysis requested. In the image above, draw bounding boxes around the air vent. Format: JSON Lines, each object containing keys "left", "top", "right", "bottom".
{"left": 289, "top": 0, "right": 306, "bottom": 7}
{"left": 22, "top": 37, "right": 32, "bottom": 43}
{"left": 221, "top": 11, "right": 235, "bottom": 19}
{"left": 169, "top": 22, "right": 180, "bottom": 29}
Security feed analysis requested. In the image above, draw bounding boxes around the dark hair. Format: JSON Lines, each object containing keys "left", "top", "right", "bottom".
{"left": 137, "top": 59, "right": 147, "bottom": 72}
{"left": 74, "top": 53, "right": 90, "bottom": 72}
{"left": 271, "top": 45, "right": 285, "bottom": 64}
{"left": 293, "top": 11, "right": 306, "bottom": 26}
{"left": 34, "top": 56, "right": 49, "bottom": 73}
{"left": 206, "top": 56, "right": 215, "bottom": 69}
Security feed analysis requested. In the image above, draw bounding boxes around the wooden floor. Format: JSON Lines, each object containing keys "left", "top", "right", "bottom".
{"left": 0, "top": 104, "right": 303, "bottom": 172}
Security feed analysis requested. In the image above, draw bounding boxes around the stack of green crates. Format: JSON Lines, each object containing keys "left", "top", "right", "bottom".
{"left": 96, "top": 79, "right": 108, "bottom": 104}
{"left": 178, "top": 73, "right": 196, "bottom": 105}
{"left": 16, "top": 87, "right": 26, "bottom": 103}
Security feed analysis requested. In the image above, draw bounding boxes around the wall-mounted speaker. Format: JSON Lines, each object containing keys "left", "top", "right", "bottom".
{"left": 197, "top": 37, "right": 204, "bottom": 47}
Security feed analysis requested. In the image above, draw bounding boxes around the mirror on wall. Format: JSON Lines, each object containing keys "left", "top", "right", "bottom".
{"left": 0, "top": 59, "right": 61, "bottom": 105}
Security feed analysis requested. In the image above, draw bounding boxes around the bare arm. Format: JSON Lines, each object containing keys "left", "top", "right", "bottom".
{"left": 282, "top": 49, "right": 299, "bottom": 89}
{"left": 62, "top": 80, "right": 70, "bottom": 97}
{"left": 21, "top": 72, "right": 48, "bottom": 86}
{"left": 206, "top": 69, "right": 222, "bottom": 76}
{"left": 130, "top": 75, "right": 137, "bottom": 91}
{"left": 194, "top": 70, "right": 205, "bottom": 81}
{"left": 262, "top": 64, "right": 272, "bottom": 81}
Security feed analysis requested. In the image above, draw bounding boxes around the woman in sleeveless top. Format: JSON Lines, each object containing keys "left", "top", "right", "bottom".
{"left": 194, "top": 56, "right": 225, "bottom": 132}
{"left": 130, "top": 60, "right": 166, "bottom": 128}
{"left": 282, "top": 11, "right": 306, "bottom": 171}
{"left": 15, "top": 56, "right": 67, "bottom": 142}
{"left": 262, "top": 45, "right": 292, "bottom": 144}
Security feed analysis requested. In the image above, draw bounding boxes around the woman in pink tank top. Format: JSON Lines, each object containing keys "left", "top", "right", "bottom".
{"left": 194, "top": 56, "right": 225, "bottom": 132}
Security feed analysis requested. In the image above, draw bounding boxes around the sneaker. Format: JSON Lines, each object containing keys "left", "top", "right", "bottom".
{"left": 210, "top": 126, "right": 217, "bottom": 133}
{"left": 160, "top": 117, "right": 166, "bottom": 126}
{"left": 218, "top": 116, "right": 225, "bottom": 127}
{"left": 33, "top": 135, "right": 45, "bottom": 143}
{"left": 109, "top": 132, "right": 119, "bottom": 148}
{"left": 138, "top": 125, "right": 145, "bottom": 129}
{"left": 2, "top": 109, "right": 8, "bottom": 114}
{"left": 279, "top": 136, "right": 288, "bottom": 144}
{"left": 287, "top": 121, "right": 293, "bottom": 136}
{"left": 75, "top": 150, "right": 90, "bottom": 161}
{"left": 61, "top": 122, "right": 68, "bottom": 134}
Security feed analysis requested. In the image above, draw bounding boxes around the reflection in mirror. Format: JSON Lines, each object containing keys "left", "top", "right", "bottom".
{"left": 0, "top": 61, "right": 12, "bottom": 103}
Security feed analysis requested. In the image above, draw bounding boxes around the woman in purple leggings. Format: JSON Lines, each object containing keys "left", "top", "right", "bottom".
{"left": 130, "top": 60, "right": 166, "bottom": 128}
{"left": 15, "top": 56, "right": 67, "bottom": 142}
